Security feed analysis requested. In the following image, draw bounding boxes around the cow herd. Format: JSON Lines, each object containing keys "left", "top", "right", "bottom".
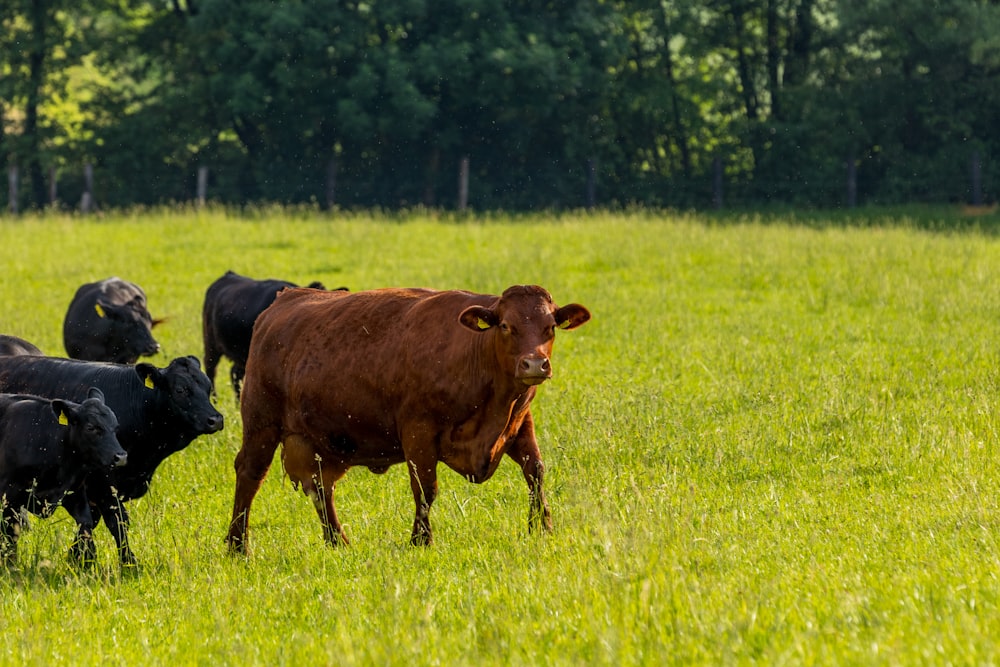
{"left": 0, "top": 271, "right": 591, "bottom": 568}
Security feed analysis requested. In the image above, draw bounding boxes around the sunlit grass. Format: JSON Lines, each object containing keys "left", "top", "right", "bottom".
{"left": 1, "top": 206, "right": 1000, "bottom": 664}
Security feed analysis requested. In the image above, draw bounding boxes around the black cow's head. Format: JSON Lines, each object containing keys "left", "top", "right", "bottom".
{"left": 54, "top": 387, "right": 128, "bottom": 469}
{"left": 95, "top": 293, "right": 162, "bottom": 363}
{"left": 135, "top": 356, "right": 224, "bottom": 435}
{"left": 459, "top": 285, "right": 590, "bottom": 387}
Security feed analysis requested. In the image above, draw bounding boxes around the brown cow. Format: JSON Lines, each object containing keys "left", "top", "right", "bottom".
{"left": 226, "top": 284, "right": 590, "bottom": 552}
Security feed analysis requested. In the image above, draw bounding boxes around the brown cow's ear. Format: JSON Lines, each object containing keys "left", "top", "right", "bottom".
{"left": 555, "top": 303, "right": 591, "bottom": 331}
{"left": 459, "top": 306, "right": 498, "bottom": 332}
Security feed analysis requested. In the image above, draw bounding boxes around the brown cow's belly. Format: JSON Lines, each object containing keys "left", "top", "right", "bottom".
{"left": 321, "top": 431, "right": 406, "bottom": 468}
{"left": 283, "top": 394, "right": 525, "bottom": 483}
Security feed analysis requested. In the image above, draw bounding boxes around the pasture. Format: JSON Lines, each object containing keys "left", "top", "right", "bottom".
{"left": 1, "top": 207, "right": 1000, "bottom": 664}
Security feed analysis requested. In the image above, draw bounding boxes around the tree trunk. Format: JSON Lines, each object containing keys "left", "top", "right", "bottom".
{"left": 25, "top": 0, "right": 48, "bottom": 209}
{"left": 766, "top": 0, "right": 782, "bottom": 121}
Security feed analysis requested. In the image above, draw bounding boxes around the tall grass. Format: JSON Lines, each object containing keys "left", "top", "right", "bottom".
{"left": 1, "top": 206, "right": 1000, "bottom": 664}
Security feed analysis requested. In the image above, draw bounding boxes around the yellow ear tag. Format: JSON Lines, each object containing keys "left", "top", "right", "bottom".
{"left": 558, "top": 320, "right": 572, "bottom": 329}
{"left": 144, "top": 375, "right": 155, "bottom": 389}
{"left": 58, "top": 410, "right": 69, "bottom": 426}
{"left": 477, "top": 317, "right": 491, "bottom": 330}
{"left": 95, "top": 303, "right": 106, "bottom": 318}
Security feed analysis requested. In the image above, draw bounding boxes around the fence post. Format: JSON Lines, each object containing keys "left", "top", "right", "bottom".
{"left": 325, "top": 158, "right": 337, "bottom": 210}
{"left": 7, "top": 165, "right": 17, "bottom": 214}
{"left": 196, "top": 165, "right": 208, "bottom": 207}
{"left": 585, "top": 158, "right": 597, "bottom": 209}
{"left": 458, "top": 156, "right": 470, "bottom": 211}
{"left": 80, "top": 162, "right": 94, "bottom": 214}
{"left": 48, "top": 166, "right": 57, "bottom": 207}
{"left": 712, "top": 157, "right": 723, "bottom": 209}
{"left": 846, "top": 155, "right": 857, "bottom": 208}
{"left": 971, "top": 151, "right": 983, "bottom": 206}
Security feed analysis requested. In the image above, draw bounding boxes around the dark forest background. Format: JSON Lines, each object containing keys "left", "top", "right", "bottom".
{"left": 3, "top": 0, "right": 999, "bottom": 211}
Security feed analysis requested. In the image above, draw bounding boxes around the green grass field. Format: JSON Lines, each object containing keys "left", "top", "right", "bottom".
{"left": 2, "top": 206, "right": 1000, "bottom": 665}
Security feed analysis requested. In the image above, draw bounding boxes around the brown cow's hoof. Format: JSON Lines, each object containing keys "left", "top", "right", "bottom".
{"left": 409, "top": 533, "right": 432, "bottom": 547}
{"left": 225, "top": 536, "right": 249, "bottom": 556}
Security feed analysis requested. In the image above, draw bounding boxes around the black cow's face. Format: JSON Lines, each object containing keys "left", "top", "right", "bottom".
{"left": 136, "top": 356, "right": 224, "bottom": 434}
{"left": 98, "top": 297, "right": 161, "bottom": 362}
{"left": 54, "top": 387, "right": 128, "bottom": 469}
{"left": 459, "top": 285, "right": 591, "bottom": 387}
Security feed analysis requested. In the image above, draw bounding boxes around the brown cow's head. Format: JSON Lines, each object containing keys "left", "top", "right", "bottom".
{"left": 459, "top": 285, "right": 590, "bottom": 386}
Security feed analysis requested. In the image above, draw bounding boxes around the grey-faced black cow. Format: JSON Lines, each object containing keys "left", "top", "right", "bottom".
{"left": 63, "top": 277, "right": 162, "bottom": 364}
{"left": 202, "top": 270, "right": 328, "bottom": 399}
{"left": 0, "top": 335, "right": 43, "bottom": 356}
{"left": 0, "top": 388, "right": 127, "bottom": 566}
{"left": 0, "top": 355, "right": 223, "bottom": 565}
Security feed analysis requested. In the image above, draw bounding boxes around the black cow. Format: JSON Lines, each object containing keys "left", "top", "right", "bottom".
{"left": 202, "top": 270, "right": 327, "bottom": 398}
{"left": 0, "top": 335, "right": 42, "bottom": 356}
{"left": 63, "top": 277, "right": 162, "bottom": 364}
{"left": 0, "top": 388, "right": 127, "bottom": 566}
{"left": 0, "top": 355, "right": 223, "bottom": 565}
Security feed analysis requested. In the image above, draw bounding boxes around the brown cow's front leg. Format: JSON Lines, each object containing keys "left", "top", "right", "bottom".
{"left": 506, "top": 414, "right": 553, "bottom": 533}
{"left": 282, "top": 435, "right": 349, "bottom": 546}
{"left": 406, "top": 454, "right": 439, "bottom": 546}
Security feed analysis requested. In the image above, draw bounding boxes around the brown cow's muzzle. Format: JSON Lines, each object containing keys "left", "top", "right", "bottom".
{"left": 517, "top": 356, "right": 552, "bottom": 386}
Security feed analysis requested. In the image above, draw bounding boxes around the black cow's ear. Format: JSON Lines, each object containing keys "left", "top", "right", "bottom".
{"left": 87, "top": 387, "right": 106, "bottom": 403}
{"left": 135, "top": 363, "right": 161, "bottom": 390}
{"left": 459, "top": 306, "right": 498, "bottom": 332}
{"left": 51, "top": 399, "right": 75, "bottom": 426}
{"left": 96, "top": 299, "right": 120, "bottom": 320}
{"left": 554, "top": 303, "right": 591, "bottom": 331}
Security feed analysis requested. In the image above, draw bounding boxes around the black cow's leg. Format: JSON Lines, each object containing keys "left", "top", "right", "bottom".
{"left": 506, "top": 414, "right": 552, "bottom": 533}
{"left": 62, "top": 490, "right": 98, "bottom": 566}
{"left": 231, "top": 363, "right": 245, "bottom": 401}
{"left": 203, "top": 339, "right": 221, "bottom": 397}
{"left": 0, "top": 505, "right": 21, "bottom": 567}
{"left": 100, "top": 493, "right": 136, "bottom": 566}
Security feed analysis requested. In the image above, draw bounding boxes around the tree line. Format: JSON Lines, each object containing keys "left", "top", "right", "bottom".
{"left": 3, "top": 0, "right": 999, "bottom": 212}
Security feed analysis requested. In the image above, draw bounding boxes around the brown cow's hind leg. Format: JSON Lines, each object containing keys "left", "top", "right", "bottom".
{"left": 226, "top": 424, "right": 282, "bottom": 554}
{"left": 282, "top": 435, "right": 349, "bottom": 546}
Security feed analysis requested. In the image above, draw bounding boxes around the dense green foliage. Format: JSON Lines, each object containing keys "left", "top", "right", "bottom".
{"left": 2, "top": 208, "right": 1000, "bottom": 664}
{"left": 3, "top": 1, "right": 1000, "bottom": 210}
